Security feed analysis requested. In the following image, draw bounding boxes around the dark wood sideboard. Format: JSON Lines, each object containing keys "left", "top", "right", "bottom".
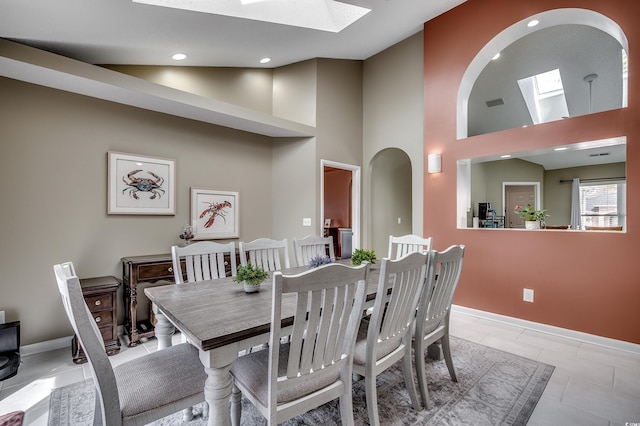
{"left": 72, "top": 276, "right": 121, "bottom": 363}
{"left": 122, "top": 251, "right": 240, "bottom": 346}
{"left": 122, "top": 254, "right": 177, "bottom": 347}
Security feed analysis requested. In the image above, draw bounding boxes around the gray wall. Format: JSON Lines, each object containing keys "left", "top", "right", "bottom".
{"left": 363, "top": 32, "right": 424, "bottom": 250}
{"left": 1, "top": 56, "right": 363, "bottom": 345}
{"left": 1, "top": 77, "right": 274, "bottom": 343}
{"left": 470, "top": 159, "right": 544, "bottom": 217}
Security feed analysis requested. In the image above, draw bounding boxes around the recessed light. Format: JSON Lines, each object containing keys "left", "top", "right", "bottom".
{"left": 527, "top": 19, "right": 539, "bottom": 28}
{"left": 172, "top": 53, "right": 187, "bottom": 61}
{"left": 555, "top": 147, "right": 568, "bottom": 151}
{"left": 259, "top": 57, "right": 271, "bottom": 64}
{"left": 500, "top": 155, "right": 511, "bottom": 158}
{"left": 492, "top": 52, "right": 501, "bottom": 61}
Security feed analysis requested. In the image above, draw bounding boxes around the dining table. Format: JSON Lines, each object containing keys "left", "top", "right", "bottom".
{"left": 144, "top": 260, "right": 381, "bottom": 426}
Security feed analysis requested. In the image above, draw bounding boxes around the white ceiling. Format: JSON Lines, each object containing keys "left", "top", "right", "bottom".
{"left": 0, "top": 0, "right": 465, "bottom": 68}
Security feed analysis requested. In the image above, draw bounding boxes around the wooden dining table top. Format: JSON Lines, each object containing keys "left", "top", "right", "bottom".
{"left": 145, "top": 261, "right": 381, "bottom": 352}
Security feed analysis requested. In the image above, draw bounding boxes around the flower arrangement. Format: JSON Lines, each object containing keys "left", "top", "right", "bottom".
{"left": 514, "top": 204, "right": 548, "bottom": 222}
{"left": 308, "top": 255, "right": 334, "bottom": 268}
{"left": 179, "top": 224, "right": 194, "bottom": 245}
{"left": 233, "top": 263, "right": 269, "bottom": 286}
{"left": 351, "top": 248, "right": 376, "bottom": 266}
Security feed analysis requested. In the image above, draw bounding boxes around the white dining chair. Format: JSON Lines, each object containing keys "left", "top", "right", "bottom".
{"left": 230, "top": 262, "right": 369, "bottom": 425}
{"left": 388, "top": 234, "right": 433, "bottom": 260}
{"left": 352, "top": 251, "right": 430, "bottom": 423}
{"left": 414, "top": 245, "right": 465, "bottom": 409}
{"left": 171, "top": 241, "right": 237, "bottom": 283}
{"left": 239, "top": 238, "right": 290, "bottom": 271}
{"left": 53, "top": 262, "right": 207, "bottom": 426}
{"left": 293, "top": 235, "right": 335, "bottom": 266}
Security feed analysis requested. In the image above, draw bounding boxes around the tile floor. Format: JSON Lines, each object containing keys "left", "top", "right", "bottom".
{"left": 1, "top": 311, "right": 639, "bottom": 425}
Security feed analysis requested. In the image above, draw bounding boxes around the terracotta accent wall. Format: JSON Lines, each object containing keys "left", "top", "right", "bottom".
{"left": 423, "top": 0, "right": 640, "bottom": 344}
{"left": 324, "top": 168, "right": 352, "bottom": 228}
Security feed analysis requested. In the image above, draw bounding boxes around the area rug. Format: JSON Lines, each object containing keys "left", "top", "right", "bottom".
{"left": 48, "top": 337, "right": 554, "bottom": 425}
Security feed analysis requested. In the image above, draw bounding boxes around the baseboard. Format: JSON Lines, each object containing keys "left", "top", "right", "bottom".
{"left": 452, "top": 305, "right": 640, "bottom": 355}
{"left": 21, "top": 336, "right": 73, "bottom": 357}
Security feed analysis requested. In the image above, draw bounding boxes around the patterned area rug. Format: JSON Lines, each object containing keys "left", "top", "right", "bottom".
{"left": 48, "top": 337, "right": 553, "bottom": 425}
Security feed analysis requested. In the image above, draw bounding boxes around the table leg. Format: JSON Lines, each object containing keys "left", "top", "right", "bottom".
{"left": 152, "top": 304, "right": 174, "bottom": 350}
{"left": 199, "top": 346, "right": 238, "bottom": 426}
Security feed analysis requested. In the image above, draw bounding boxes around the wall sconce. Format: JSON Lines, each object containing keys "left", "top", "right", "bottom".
{"left": 428, "top": 153, "right": 442, "bottom": 173}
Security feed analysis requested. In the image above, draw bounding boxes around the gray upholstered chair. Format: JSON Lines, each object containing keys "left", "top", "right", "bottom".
{"left": 414, "top": 245, "right": 465, "bottom": 409}
{"left": 239, "top": 238, "right": 290, "bottom": 271}
{"left": 171, "top": 240, "right": 237, "bottom": 283}
{"left": 292, "top": 235, "right": 335, "bottom": 266}
{"left": 352, "top": 251, "right": 430, "bottom": 423}
{"left": 53, "top": 262, "right": 206, "bottom": 426}
{"left": 388, "top": 234, "right": 433, "bottom": 259}
{"left": 230, "top": 262, "right": 369, "bottom": 425}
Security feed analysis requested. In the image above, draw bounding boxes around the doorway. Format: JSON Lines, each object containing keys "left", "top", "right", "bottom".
{"left": 503, "top": 182, "right": 540, "bottom": 228}
{"left": 320, "top": 160, "right": 361, "bottom": 254}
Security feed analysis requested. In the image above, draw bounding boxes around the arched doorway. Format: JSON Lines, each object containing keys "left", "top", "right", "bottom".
{"left": 370, "top": 148, "right": 412, "bottom": 257}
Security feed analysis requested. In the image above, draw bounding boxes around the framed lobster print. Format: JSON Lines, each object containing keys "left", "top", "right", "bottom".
{"left": 108, "top": 151, "right": 175, "bottom": 215}
{"left": 191, "top": 188, "right": 239, "bottom": 240}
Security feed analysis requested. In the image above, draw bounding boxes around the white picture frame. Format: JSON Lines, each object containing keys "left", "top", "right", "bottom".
{"left": 108, "top": 151, "right": 175, "bottom": 215}
{"left": 191, "top": 188, "right": 239, "bottom": 240}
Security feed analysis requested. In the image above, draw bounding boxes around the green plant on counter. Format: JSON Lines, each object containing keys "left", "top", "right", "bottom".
{"left": 351, "top": 248, "right": 376, "bottom": 266}
{"left": 514, "top": 204, "right": 548, "bottom": 221}
{"left": 233, "top": 263, "right": 269, "bottom": 286}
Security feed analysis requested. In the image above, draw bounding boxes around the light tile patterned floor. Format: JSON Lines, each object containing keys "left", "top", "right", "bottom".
{"left": 1, "top": 311, "right": 639, "bottom": 425}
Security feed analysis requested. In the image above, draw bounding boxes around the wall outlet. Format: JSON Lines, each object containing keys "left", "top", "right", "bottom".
{"left": 523, "top": 288, "right": 534, "bottom": 303}
{"left": 0, "top": 310, "right": 5, "bottom": 324}
{"left": 303, "top": 218, "right": 311, "bottom": 227}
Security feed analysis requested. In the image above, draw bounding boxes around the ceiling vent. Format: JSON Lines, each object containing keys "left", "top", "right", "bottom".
{"left": 589, "top": 152, "right": 610, "bottom": 157}
{"left": 485, "top": 98, "right": 504, "bottom": 107}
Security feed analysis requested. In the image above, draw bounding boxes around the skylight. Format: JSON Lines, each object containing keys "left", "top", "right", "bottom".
{"left": 517, "top": 68, "right": 569, "bottom": 125}
{"left": 132, "top": 0, "right": 371, "bottom": 33}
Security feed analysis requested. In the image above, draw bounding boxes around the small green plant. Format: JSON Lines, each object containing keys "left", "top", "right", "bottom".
{"left": 233, "top": 263, "right": 269, "bottom": 286}
{"left": 514, "top": 204, "right": 548, "bottom": 222}
{"left": 351, "top": 248, "right": 376, "bottom": 266}
{"left": 308, "top": 255, "right": 334, "bottom": 268}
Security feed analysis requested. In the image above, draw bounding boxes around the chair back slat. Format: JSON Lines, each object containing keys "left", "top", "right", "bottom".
{"left": 372, "top": 252, "right": 429, "bottom": 347}
{"left": 388, "top": 234, "right": 433, "bottom": 260}
{"left": 172, "top": 241, "right": 237, "bottom": 284}
{"left": 239, "top": 238, "right": 290, "bottom": 271}
{"left": 269, "top": 262, "right": 368, "bottom": 409}
{"left": 417, "top": 245, "right": 465, "bottom": 336}
{"left": 293, "top": 235, "right": 335, "bottom": 266}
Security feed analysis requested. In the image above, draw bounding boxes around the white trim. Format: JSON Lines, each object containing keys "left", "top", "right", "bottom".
{"left": 452, "top": 305, "right": 640, "bottom": 355}
{"left": 20, "top": 336, "right": 72, "bottom": 357}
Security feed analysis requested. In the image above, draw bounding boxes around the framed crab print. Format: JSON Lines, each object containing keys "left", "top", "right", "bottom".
{"left": 108, "top": 151, "right": 175, "bottom": 215}
{"left": 191, "top": 188, "right": 239, "bottom": 240}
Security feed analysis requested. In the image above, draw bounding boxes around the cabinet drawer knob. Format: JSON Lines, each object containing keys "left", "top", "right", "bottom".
{"left": 95, "top": 300, "right": 101, "bottom": 306}
{"left": 168, "top": 267, "right": 173, "bottom": 273}
{"left": 95, "top": 316, "right": 102, "bottom": 323}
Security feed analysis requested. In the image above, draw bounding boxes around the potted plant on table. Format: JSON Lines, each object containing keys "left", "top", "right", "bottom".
{"left": 514, "top": 204, "right": 548, "bottom": 229}
{"left": 234, "top": 263, "right": 269, "bottom": 293}
{"left": 308, "top": 255, "right": 334, "bottom": 268}
{"left": 351, "top": 248, "right": 376, "bottom": 266}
